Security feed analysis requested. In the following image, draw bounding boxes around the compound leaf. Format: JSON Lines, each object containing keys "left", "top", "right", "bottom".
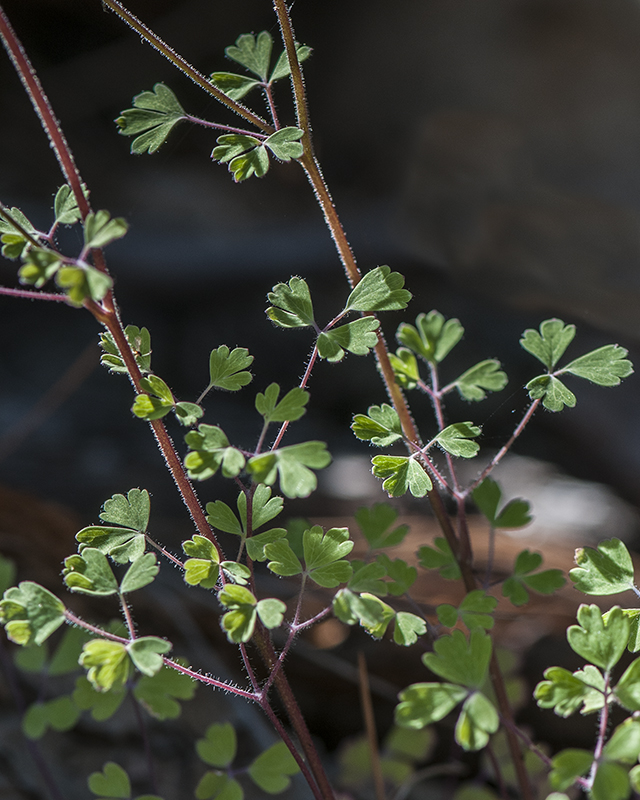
{"left": 567, "top": 604, "right": 628, "bottom": 671}
{"left": 434, "top": 422, "right": 481, "bottom": 458}
{"left": 526, "top": 374, "right": 576, "bottom": 412}
{"left": 206, "top": 346, "right": 253, "bottom": 394}
{"left": 134, "top": 663, "right": 196, "bottom": 719}
{"left": 245, "top": 528, "right": 287, "bottom": 562}
{"left": 197, "top": 722, "right": 237, "bottom": 768}
{"left": 269, "top": 42, "right": 312, "bottom": 82}
{"left": 303, "top": 525, "right": 354, "bottom": 587}
{"left": 218, "top": 584, "right": 258, "bottom": 643}
{"left": 23, "top": 696, "right": 80, "bottom": 740}
{"left": 371, "top": 456, "right": 432, "bottom": 498}
{"left": 395, "top": 682, "right": 468, "bottom": 729}
{"left": 209, "top": 71, "right": 260, "bottom": 101}
{"left": 100, "top": 324, "right": 151, "bottom": 375}
{"left": 128, "top": 636, "right": 171, "bottom": 677}
{"left": 534, "top": 665, "right": 605, "bottom": 717}
{"left": 520, "top": 319, "right": 576, "bottom": 371}
{"left": 352, "top": 404, "right": 403, "bottom": 447}
{"left": 397, "top": 311, "right": 464, "bottom": 364}
{"left": 455, "top": 691, "right": 499, "bottom": 751}
{"left": 63, "top": 549, "right": 118, "bottom": 596}
{"left": 212, "top": 133, "right": 262, "bottom": 164}
{"left": 266, "top": 277, "right": 315, "bottom": 328}
{"left": 563, "top": 345, "right": 633, "bottom": 386}
{"left": 229, "top": 145, "right": 269, "bottom": 182}
{"left": 239, "top": 483, "right": 284, "bottom": 532}
{"left": 437, "top": 590, "right": 497, "bottom": 631}
{"left": 348, "top": 561, "right": 387, "bottom": 595}
{"left": 255, "top": 383, "right": 309, "bottom": 423}
{"left": 100, "top": 488, "right": 150, "bottom": 532}
{"left": 417, "top": 538, "right": 461, "bottom": 581}
{"left": 184, "top": 424, "right": 245, "bottom": 481}
{"left": 345, "top": 266, "right": 411, "bottom": 312}
{"left": 317, "top": 316, "right": 380, "bottom": 362}
{"left": 377, "top": 554, "right": 417, "bottom": 595}
{"left": 570, "top": 539, "right": 635, "bottom": 596}
{"left": 79, "top": 640, "right": 129, "bottom": 693}
{"left": 0, "top": 206, "right": 36, "bottom": 259}
{"left": 0, "top": 582, "right": 65, "bottom": 646}
{"left": 355, "top": 504, "right": 409, "bottom": 550}
{"left": 83, "top": 210, "right": 128, "bottom": 250}
{"left": 226, "top": 31, "right": 273, "bottom": 81}
{"left": 53, "top": 183, "right": 84, "bottom": 226}
{"left": 472, "top": 478, "right": 532, "bottom": 529}
{"left": 454, "top": 360, "right": 508, "bottom": 401}
{"left": 265, "top": 127, "right": 304, "bottom": 161}
{"left": 389, "top": 347, "right": 420, "bottom": 390}
{"left": 394, "top": 612, "right": 427, "bottom": 646}
{"left": 549, "top": 749, "right": 593, "bottom": 792}
{"left": 264, "top": 539, "right": 303, "bottom": 576}
{"left": 247, "top": 441, "right": 331, "bottom": 499}
{"left": 423, "top": 629, "right": 492, "bottom": 689}
{"left": 248, "top": 741, "right": 300, "bottom": 793}
{"left": 116, "top": 83, "right": 186, "bottom": 154}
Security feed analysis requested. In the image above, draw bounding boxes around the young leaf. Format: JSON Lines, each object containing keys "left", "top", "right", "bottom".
{"left": 83, "top": 210, "right": 128, "bottom": 250}
{"left": 218, "top": 584, "right": 258, "bottom": 643}
{"left": 397, "top": 311, "right": 464, "bottom": 364}
{"left": 245, "top": 528, "right": 287, "bottom": 562}
{"left": 80, "top": 640, "right": 129, "bottom": 692}
{"left": 264, "top": 539, "right": 303, "bottom": 577}
{"left": 333, "top": 588, "right": 388, "bottom": 629}
{"left": 454, "top": 359, "right": 508, "bottom": 401}
{"left": 526, "top": 374, "right": 576, "bottom": 412}
{"left": 228, "top": 145, "right": 269, "bottom": 182}
{"left": 269, "top": 42, "right": 312, "bottom": 82}
{"left": 183, "top": 535, "right": 220, "bottom": 588}
{"left": 0, "top": 206, "right": 37, "bottom": 259}
{"left": 266, "top": 277, "right": 315, "bottom": 328}
{"left": 77, "top": 526, "right": 146, "bottom": 565}
{"left": 99, "top": 324, "right": 151, "bottom": 375}
{"left": 377, "top": 554, "right": 417, "bottom": 595}
{"left": 355, "top": 504, "right": 409, "bottom": 550}
{"left": 423, "top": 628, "right": 492, "bottom": 689}
{"left": 55, "top": 263, "right": 113, "bottom": 306}
{"left": 184, "top": 424, "right": 245, "bottom": 481}
{"left": 239, "top": 483, "right": 284, "bottom": 532}
{"left": 345, "top": 266, "right": 411, "bottom": 312}
{"left": 0, "top": 582, "right": 66, "bottom": 646}
{"left": 303, "top": 525, "right": 354, "bottom": 588}
{"left": 256, "top": 597, "right": 286, "bottom": 629}
{"left": 127, "top": 636, "right": 171, "bottom": 676}
{"left": 520, "top": 319, "right": 576, "bottom": 371}
{"left": 207, "top": 345, "right": 253, "bottom": 392}
{"left": 352, "top": 404, "right": 403, "bottom": 447}
{"left": 417, "top": 538, "right": 461, "bottom": 581}
{"left": 389, "top": 347, "right": 420, "bottom": 390}
{"left": 394, "top": 612, "right": 427, "bottom": 646}
{"left": 53, "top": 183, "right": 84, "bottom": 226}
{"left": 247, "top": 441, "right": 331, "bottom": 499}
{"left": 395, "top": 682, "right": 468, "bottom": 729}
{"left": 116, "top": 83, "right": 186, "bottom": 154}
{"left": 570, "top": 538, "right": 636, "bottom": 596}
{"left": 255, "top": 383, "right": 309, "bottom": 423}
{"left": 206, "top": 500, "right": 243, "bottom": 536}
{"left": 371, "top": 456, "right": 432, "bottom": 498}
{"left": 197, "top": 722, "right": 237, "bottom": 768}
{"left": 63, "top": 549, "right": 118, "bottom": 596}
{"left": 195, "top": 772, "right": 242, "bottom": 800}
{"left": 209, "top": 71, "right": 260, "bottom": 101}
{"left": 567, "top": 604, "right": 629, "bottom": 671}
{"left": 534, "top": 665, "right": 605, "bottom": 717}
{"left": 248, "top": 741, "right": 300, "bottom": 794}
{"left": 455, "top": 691, "right": 499, "bottom": 751}
{"left": 317, "top": 316, "right": 380, "bottom": 362}
{"left": 472, "top": 478, "right": 532, "bottom": 529}
{"left": 602, "top": 720, "right": 640, "bottom": 764}
{"left": 212, "top": 133, "right": 262, "bottom": 163}
{"left": 264, "top": 127, "right": 304, "bottom": 161}
{"left": 88, "top": 762, "right": 131, "bottom": 798}
{"left": 226, "top": 31, "right": 273, "bottom": 81}
{"left": 133, "top": 663, "right": 196, "bottom": 719}
{"left": 434, "top": 422, "right": 481, "bottom": 458}
{"left": 175, "top": 401, "right": 204, "bottom": 427}
{"left": 120, "top": 552, "right": 159, "bottom": 594}
{"left": 132, "top": 374, "right": 175, "bottom": 421}
{"left": 18, "top": 248, "right": 61, "bottom": 286}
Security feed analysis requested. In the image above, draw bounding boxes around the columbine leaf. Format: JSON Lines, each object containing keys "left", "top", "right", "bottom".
{"left": 377, "top": 554, "right": 417, "bottom": 595}
{"left": 239, "top": 483, "right": 284, "bottom": 532}
{"left": 454, "top": 360, "right": 508, "bottom": 401}
{"left": 55, "top": 264, "right": 113, "bottom": 306}
{"left": 265, "top": 539, "right": 303, "bottom": 577}
{"left": 317, "top": 317, "right": 380, "bottom": 362}
{"left": 348, "top": 561, "right": 388, "bottom": 595}
{"left": 53, "top": 183, "right": 84, "bottom": 226}
{"left": 83, "top": 210, "right": 128, "bottom": 250}
{"left": 569, "top": 538, "right": 636, "bottom": 596}
{"left": 247, "top": 441, "right": 331, "bottom": 499}
{"left": 455, "top": 691, "right": 499, "bottom": 751}
{"left": 229, "top": 146, "right": 269, "bottom": 182}
{"left": 218, "top": 584, "right": 258, "bottom": 643}
{"left": 255, "top": 383, "right": 309, "bottom": 423}
{"left": 80, "top": 640, "right": 129, "bottom": 692}
{"left": 568, "top": 605, "right": 629, "bottom": 670}
{"left": 520, "top": 319, "right": 576, "bottom": 370}
{"left": 23, "top": 696, "right": 80, "bottom": 740}
{"left": 549, "top": 749, "right": 593, "bottom": 792}
{"left": 100, "top": 324, "right": 151, "bottom": 375}
{"left": 209, "top": 72, "right": 260, "bottom": 101}
{"left": 355, "top": 504, "right": 409, "bottom": 550}
{"left": 394, "top": 612, "right": 427, "bottom": 646}
{"left": 534, "top": 665, "right": 605, "bottom": 717}
{"left": 212, "top": 133, "right": 262, "bottom": 163}
{"left": 226, "top": 31, "right": 273, "bottom": 81}
{"left": 417, "top": 538, "right": 461, "bottom": 581}
{"left": 266, "top": 277, "right": 315, "bottom": 328}
{"left": 265, "top": 127, "right": 304, "bottom": 161}
{"left": 127, "top": 636, "right": 171, "bottom": 676}
{"left": 603, "top": 720, "right": 640, "bottom": 763}
{"left": 0, "top": 582, "right": 65, "bottom": 646}
{"left": 132, "top": 374, "right": 175, "bottom": 421}
{"left": 0, "top": 206, "right": 36, "bottom": 259}
{"left": 133, "top": 662, "right": 196, "bottom": 719}
{"left": 303, "top": 526, "right": 354, "bottom": 588}
{"left": 423, "top": 628, "right": 492, "bottom": 689}
{"left": 195, "top": 772, "right": 242, "bottom": 800}
{"left": 270, "top": 43, "right": 312, "bottom": 81}
{"left": 437, "top": 590, "right": 497, "bottom": 631}
{"left": 562, "top": 345, "right": 633, "bottom": 386}
{"left": 206, "top": 346, "right": 253, "bottom": 393}
{"left": 503, "top": 549, "right": 565, "bottom": 606}
{"left": 389, "top": 348, "right": 420, "bottom": 390}
{"left": 395, "top": 682, "right": 468, "bottom": 729}
{"left": 371, "top": 456, "right": 432, "bottom": 498}
{"left": 76, "top": 526, "right": 146, "bottom": 565}
{"left": 73, "top": 676, "right": 126, "bottom": 722}
{"left": 18, "top": 248, "right": 61, "bottom": 286}
{"left": 175, "top": 401, "right": 204, "bottom": 427}
{"left": 120, "top": 552, "right": 159, "bottom": 593}
{"left": 526, "top": 374, "right": 576, "bottom": 412}
{"left": 88, "top": 762, "right": 131, "bottom": 798}
{"left": 100, "top": 488, "right": 150, "bottom": 532}
{"left": 248, "top": 741, "right": 300, "bottom": 794}
{"left": 434, "top": 422, "right": 481, "bottom": 458}
{"left": 256, "top": 598, "right": 286, "bottom": 629}
{"left": 333, "top": 588, "right": 388, "bottom": 629}
{"left": 184, "top": 424, "right": 245, "bottom": 480}
{"left": 345, "top": 266, "right": 411, "bottom": 312}
{"left": 245, "top": 529, "right": 287, "bottom": 562}
{"left": 116, "top": 83, "right": 186, "bottom": 154}
{"left": 63, "top": 549, "right": 118, "bottom": 596}
{"left": 590, "top": 762, "right": 632, "bottom": 800}
{"left": 397, "top": 311, "right": 464, "bottom": 364}
{"left": 49, "top": 626, "right": 92, "bottom": 676}
{"left": 352, "top": 404, "right": 403, "bottom": 447}
{"left": 472, "top": 478, "right": 532, "bottom": 528}
{"left": 206, "top": 500, "right": 242, "bottom": 535}
{"left": 197, "top": 723, "right": 237, "bottom": 768}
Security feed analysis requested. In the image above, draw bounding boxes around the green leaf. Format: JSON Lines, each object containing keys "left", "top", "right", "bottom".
{"left": 454, "top": 360, "right": 508, "bottom": 401}
{"left": 0, "top": 206, "right": 36, "bottom": 259}
{"left": 207, "top": 346, "right": 253, "bottom": 392}
{"left": 212, "top": 133, "right": 262, "bottom": 164}
{"left": 351, "top": 404, "right": 403, "bottom": 447}
{"left": 397, "top": 311, "right": 464, "bottom": 364}
{"left": 393, "top": 612, "right": 427, "bottom": 646}
{"left": 184, "top": 425, "right": 245, "bottom": 481}
{"left": 348, "top": 561, "right": 387, "bottom": 595}
{"left": 88, "top": 762, "right": 131, "bottom": 799}
{"left": 53, "top": 183, "right": 84, "bottom": 226}
{"left": 133, "top": 663, "right": 196, "bottom": 719}
{"left": 18, "top": 247, "right": 61, "bottom": 286}
{"left": 247, "top": 441, "right": 331, "bottom": 499}
{"left": 116, "top": 83, "right": 186, "bottom": 154}
{"left": 616, "top": 608, "right": 640, "bottom": 653}
{"left": 240, "top": 484, "right": 284, "bottom": 532}
{"left": 376, "top": 554, "right": 417, "bottom": 595}
{"left": 303, "top": 525, "right": 354, "bottom": 587}
{"left": 174, "top": 401, "right": 204, "bottom": 427}
{"left": 332, "top": 588, "right": 390, "bottom": 631}
{"left": 385, "top": 725, "right": 434, "bottom": 762}
{"left": 245, "top": 528, "right": 287, "bottom": 562}
{"left": 455, "top": 691, "right": 499, "bottom": 751}
{"left": 55, "top": 263, "right": 113, "bottom": 306}
{"left": 255, "top": 383, "right": 309, "bottom": 423}
{"left": 423, "top": 628, "right": 492, "bottom": 689}
{"left": 76, "top": 527, "right": 145, "bottom": 565}
{"left": 520, "top": 319, "right": 576, "bottom": 371}
{"left": 256, "top": 598, "right": 286, "bottom": 629}
{"left": 63, "top": 549, "right": 118, "bottom": 596}
{"left": 99, "top": 325, "right": 152, "bottom": 375}
{"left": 389, "top": 347, "right": 420, "bottom": 390}
{"left": 603, "top": 720, "right": 640, "bottom": 763}
{"left": 13, "top": 641, "right": 47, "bottom": 674}
{"left": 472, "top": 478, "right": 532, "bottom": 528}
{"left": 182, "top": 535, "right": 220, "bottom": 588}
{"left": 371, "top": 455, "right": 432, "bottom": 498}
{"left": 534, "top": 666, "right": 605, "bottom": 717}
{"left": 83, "top": 209, "right": 128, "bottom": 250}
{"left": 563, "top": 345, "right": 633, "bottom": 386}
{"left": 417, "top": 538, "right": 461, "bottom": 580}
{"left": 80, "top": 640, "right": 129, "bottom": 692}
{"left": 120, "top": 552, "right": 159, "bottom": 593}
{"left": 437, "top": 590, "right": 497, "bottom": 631}
{"left": 49, "top": 625, "right": 91, "bottom": 676}
{"left": 23, "top": 696, "right": 80, "bottom": 739}
{"left": 434, "top": 422, "right": 481, "bottom": 458}
{"left": 197, "top": 722, "right": 237, "bottom": 768}
{"left": 228, "top": 146, "right": 269, "bottom": 182}
{"left": 0, "top": 582, "right": 65, "bottom": 646}
{"left": 101, "top": 488, "right": 150, "bottom": 531}
{"left": 266, "top": 277, "right": 315, "bottom": 328}
{"left": 395, "top": 682, "right": 468, "bottom": 729}
{"left": 345, "top": 266, "right": 411, "bottom": 312}
{"left": 226, "top": 31, "right": 273, "bottom": 81}
{"left": 317, "top": 316, "right": 380, "bottom": 362}
{"left": 269, "top": 43, "right": 312, "bottom": 82}
{"left": 248, "top": 741, "right": 300, "bottom": 793}
{"left": 196, "top": 772, "right": 242, "bottom": 800}
{"left": 209, "top": 71, "right": 260, "bottom": 101}
{"left": 73, "top": 676, "right": 126, "bottom": 721}
{"left": 355, "top": 504, "right": 409, "bottom": 549}
{"left": 127, "top": 636, "right": 171, "bottom": 676}
{"left": 206, "top": 500, "right": 243, "bottom": 536}
{"left": 590, "top": 762, "right": 631, "bottom": 800}
{"left": 221, "top": 561, "right": 251, "bottom": 586}
{"left": 503, "top": 549, "right": 565, "bottom": 606}
{"left": 570, "top": 538, "right": 636, "bottom": 596}
{"left": 132, "top": 374, "right": 175, "bottom": 421}
{"left": 549, "top": 748, "right": 593, "bottom": 791}
{"left": 526, "top": 374, "right": 576, "bottom": 412}
{"left": 264, "top": 127, "right": 304, "bottom": 161}
{"left": 264, "top": 539, "right": 303, "bottom": 577}
{"left": 567, "top": 604, "right": 629, "bottom": 670}
{"left": 218, "top": 584, "right": 258, "bottom": 643}
{"left": 614, "top": 657, "right": 640, "bottom": 711}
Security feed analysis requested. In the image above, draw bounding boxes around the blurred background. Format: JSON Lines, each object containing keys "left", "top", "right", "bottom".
{"left": 0, "top": 0, "right": 640, "bottom": 796}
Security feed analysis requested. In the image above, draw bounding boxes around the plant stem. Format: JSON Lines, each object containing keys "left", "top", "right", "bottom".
{"left": 184, "top": 114, "right": 268, "bottom": 139}
{"left": 0, "top": 286, "right": 69, "bottom": 302}
{"left": 358, "top": 651, "right": 386, "bottom": 800}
